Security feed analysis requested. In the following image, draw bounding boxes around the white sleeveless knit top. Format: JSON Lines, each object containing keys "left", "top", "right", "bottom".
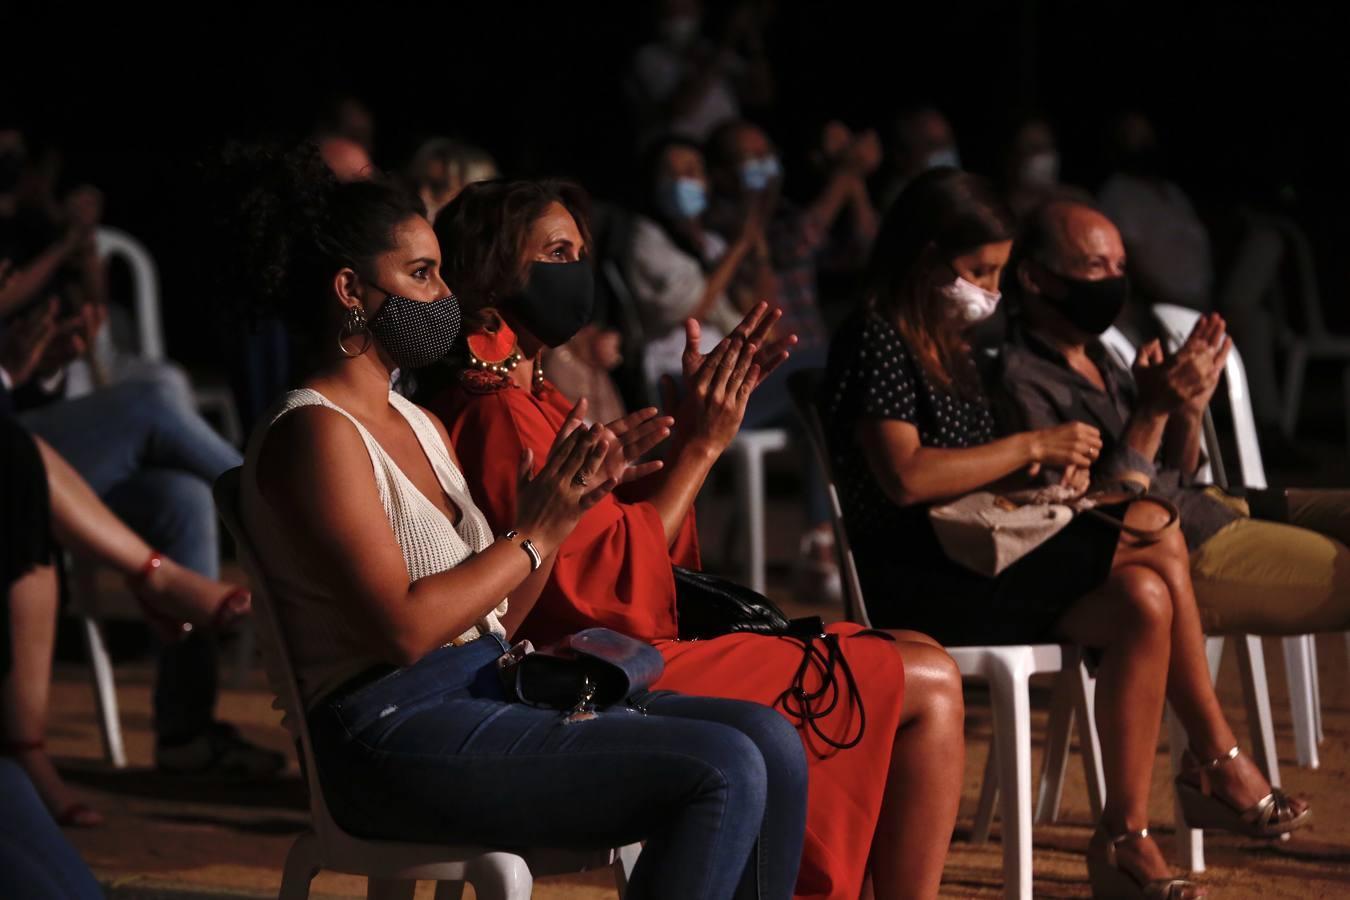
{"left": 240, "top": 388, "right": 507, "bottom": 709}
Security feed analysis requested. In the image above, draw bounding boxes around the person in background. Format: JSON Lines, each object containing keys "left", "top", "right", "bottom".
{"left": 878, "top": 106, "right": 960, "bottom": 211}
{"left": 405, "top": 137, "right": 499, "bottom": 223}
{"left": 1097, "top": 112, "right": 1212, "bottom": 315}
{"left": 625, "top": 136, "right": 761, "bottom": 402}
{"left": 705, "top": 119, "right": 876, "bottom": 600}
{"left": 314, "top": 94, "right": 375, "bottom": 156}
{"left": 629, "top": 0, "right": 774, "bottom": 143}
{"left": 317, "top": 136, "right": 373, "bottom": 183}
{"left": 998, "top": 115, "right": 1093, "bottom": 223}
{"left": 0, "top": 132, "right": 284, "bottom": 779}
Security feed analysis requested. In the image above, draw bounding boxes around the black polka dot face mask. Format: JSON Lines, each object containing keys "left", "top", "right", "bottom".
{"left": 366, "top": 287, "right": 463, "bottom": 370}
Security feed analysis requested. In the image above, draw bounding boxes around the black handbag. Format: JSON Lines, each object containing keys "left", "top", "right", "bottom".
{"left": 672, "top": 566, "right": 878, "bottom": 751}
{"left": 501, "top": 627, "right": 665, "bottom": 722}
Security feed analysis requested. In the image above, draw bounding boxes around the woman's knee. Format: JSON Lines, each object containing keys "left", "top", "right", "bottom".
{"left": 897, "top": 641, "right": 965, "bottom": 727}
{"left": 1108, "top": 566, "right": 1174, "bottom": 636}
{"left": 722, "top": 702, "right": 808, "bottom": 794}
{"left": 685, "top": 724, "right": 771, "bottom": 819}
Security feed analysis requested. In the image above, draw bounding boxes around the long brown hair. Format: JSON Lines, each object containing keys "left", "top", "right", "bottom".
{"left": 864, "top": 168, "right": 1015, "bottom": 394}
{"left": 433, "top": 177, "right": 593, "bottom": 331}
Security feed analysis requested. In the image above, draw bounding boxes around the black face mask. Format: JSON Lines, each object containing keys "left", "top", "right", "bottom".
{"left": 1040, "top": 271, "right": 1130, "bottom": 336}
{"left": 367, "top": 286, "right": 463, "bottom": 370}
{"left": 506, "top": 260, "right": 595, "bottom": 348}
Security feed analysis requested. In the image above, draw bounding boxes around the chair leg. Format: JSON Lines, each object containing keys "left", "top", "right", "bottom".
{"left": 278, "top": 831, "right": 321, "bottom": 900}
{"left": 1283, "top": 635, "right": 1320, "bottom": 769}
{"left": 1071, "top": 662, "right": 1106, "bottom": 822}
{"left": 432, "top": 883, "right": 465, "bottom": 900}
{"left": 613, "top": 843, "right": 641, "bottom": 896}
{"left": 1281, "top": 345, "right": 1308, "bottom": 438}
{"left": 1309, "top": 636, "right": 1324, "bottom": 745}
{"left": 1235, "top": 636, "right": 1281, "bottom": 788}
{"left": 366, "top": 878, "right": 416, "bottom": 900}
{"left": 989, "top": 652, "right": 1034, "bottom": 900}
{"left": 1034, "top": 670, "right": 1075, "bottom": 825}
{"left": 465, "top": 852, "right": 534, "bottom": 900}
{"left": 80, "top": 616, "right": 127, "bottom": 768}
{"left": 971, "top": 740, "right": 998, "bottom": 844}
{"left": 732, "top": 442, "right": 768, "bottom": 594}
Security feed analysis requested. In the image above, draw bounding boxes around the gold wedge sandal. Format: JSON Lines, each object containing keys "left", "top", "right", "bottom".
{"left": 1087, "top": 826, "right": 1202, "bottom": 899}
{"left": 1175, "top": 745, "right": 1312, "bottom": 838}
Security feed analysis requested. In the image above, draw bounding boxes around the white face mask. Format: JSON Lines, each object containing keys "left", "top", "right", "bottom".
{"left": 1018, "top": 150, "right": 1060, "bottom": 188}
{"left": 940, "top": 274, "right": 1001, "bottom": 324}
{"left": 924, "top": 145, "right": 961, "bottom": 171}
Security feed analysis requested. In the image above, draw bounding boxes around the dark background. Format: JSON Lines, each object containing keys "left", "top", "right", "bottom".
{"left": 4, "top": 1, "right": 1347, "bottom": 365}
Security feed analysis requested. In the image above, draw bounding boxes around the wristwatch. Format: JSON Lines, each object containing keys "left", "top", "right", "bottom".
{"left": 502, "top": 530, "right": 543, "bottom": 571}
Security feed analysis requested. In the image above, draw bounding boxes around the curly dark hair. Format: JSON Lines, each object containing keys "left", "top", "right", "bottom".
{"left": 432, "top": 178, "right": 593, "bottom": 329}
{"left": 207, "top": 141, "right": 424, "bottom": 338}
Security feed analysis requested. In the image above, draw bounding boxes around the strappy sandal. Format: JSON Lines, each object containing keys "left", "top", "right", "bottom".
{"left": 127, "top": 552, "right": 250, "bottom": 643}
{"left": 1087, "top": 826, "right": 1202, "bottom": 899}
{"left": 2, "top": 740, "right": 104, "bottom": 828}
{"left": 1175, "top": 745, "right": 1312, "bottom": 838}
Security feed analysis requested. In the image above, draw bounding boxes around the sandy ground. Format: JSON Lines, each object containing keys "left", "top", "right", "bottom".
{"left": 44, "top": 606, "right": 1350, "bottom": 899}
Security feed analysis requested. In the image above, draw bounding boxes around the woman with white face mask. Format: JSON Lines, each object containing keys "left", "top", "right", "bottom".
{"left": 1001, "top": 116, "right": 1095, "bottom": 222}
{"left": 823, "top": 168, "right": 1261, "bottom": 899}
{"left": 625, "top": 137, "right": 766, "bottom": 391}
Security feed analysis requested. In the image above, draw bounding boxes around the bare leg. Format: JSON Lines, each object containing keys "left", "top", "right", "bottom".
{"left": 868, "top": 631, "right": 964, "bottom": 900}
{"left": 1, "top": 565, "right": 103, "bottom": 825}
{"left": 1057, "top": 503, "right": 1197, "bottom": 892}
{"left": 35, "top": 436, "right": 249, "bottom": 627}
{"left": 1143, "top": 524, "right": 1305, "bottom": 815}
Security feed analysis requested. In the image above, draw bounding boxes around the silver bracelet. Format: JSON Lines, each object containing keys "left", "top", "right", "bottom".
{"left": 502, "top": 530, "right": 543, "bottom": 572}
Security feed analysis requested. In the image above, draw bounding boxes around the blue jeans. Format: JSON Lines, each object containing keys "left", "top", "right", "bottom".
{"left": 309, "top": 636, "right": 808, "bottom": 900}
{"left": 0, "top": 760, "right": 102, "bottom": 900}
{"left": 21, "top": 372, "right": 243, "bottom": 741}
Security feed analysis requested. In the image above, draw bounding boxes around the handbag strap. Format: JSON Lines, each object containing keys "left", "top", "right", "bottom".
{"left": 1082, "top": 494, "right": 1180, "bottom": 542}
{"left": 774, "top": 634, "right": 866, "bottom": 753}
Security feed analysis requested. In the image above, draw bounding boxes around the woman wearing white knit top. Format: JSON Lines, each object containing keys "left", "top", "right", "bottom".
{"left": 218, "top": 145, "right": 807, "bottom": 900}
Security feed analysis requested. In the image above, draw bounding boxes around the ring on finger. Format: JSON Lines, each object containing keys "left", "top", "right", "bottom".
{"left": 572, "top": 472, "right": 588, "bottom": 487}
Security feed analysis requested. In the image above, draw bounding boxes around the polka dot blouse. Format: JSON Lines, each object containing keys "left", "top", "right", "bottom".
{"left": 822, "top": 309, "right": 995, "bottom": 553}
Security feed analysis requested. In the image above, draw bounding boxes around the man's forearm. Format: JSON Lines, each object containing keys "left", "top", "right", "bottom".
{"left": 1161, "top": 409, "right": 1204, "bottom": 476}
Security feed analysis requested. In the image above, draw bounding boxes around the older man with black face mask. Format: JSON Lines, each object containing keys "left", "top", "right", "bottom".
{"left": 995, "top": 199, "right": 1350, "bottom": 638}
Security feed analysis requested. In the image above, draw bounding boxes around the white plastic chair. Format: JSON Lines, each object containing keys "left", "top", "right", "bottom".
{"left": 213, "top": 468, "right": 639, "bottom": 900}
{"left": 727, "top": 428, "right": 791, "bottom": 593}
{"left": 87, "top": 226, "right": 245, "bottom": 445}
{"left": 787, "top": 371, "right": 1104, "bottom": 900}
{"left": 1145, "top": 304, "right": 1326, "bottom": 772}
{"left": 1265, "top": 218, "right": 1350, "bottom": 446}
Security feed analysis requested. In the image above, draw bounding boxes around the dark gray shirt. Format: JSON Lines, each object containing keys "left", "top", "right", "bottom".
{"left": 996, "top": 328, "right": 1239, "bottom": 549}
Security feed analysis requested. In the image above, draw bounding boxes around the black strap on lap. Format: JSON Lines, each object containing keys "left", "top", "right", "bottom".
{"left": 774, "top": 633, "right": 866, "bottom": 753}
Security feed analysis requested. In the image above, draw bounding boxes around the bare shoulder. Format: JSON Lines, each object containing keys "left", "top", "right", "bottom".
{"left": 255, "top": 405, "right": 370, "bottom": 503}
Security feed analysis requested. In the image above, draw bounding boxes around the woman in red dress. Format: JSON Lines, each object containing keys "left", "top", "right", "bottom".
{"left": 422, "top": 179, "right": 965, "bottom": 900}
